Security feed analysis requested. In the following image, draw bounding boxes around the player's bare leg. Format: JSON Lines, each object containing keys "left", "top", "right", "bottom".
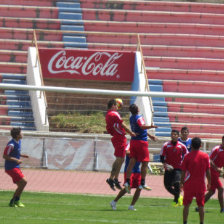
{"left": 14, "top": 178, "right": 27, "bottom": 198}
{"left": 204, "top": 189, "right": 215, "bottom": 203}
{"left": 107, "top": 157, "right": 124, "bottom": 190}
{"left": 139, "top": 161, "right": 151, "bottom": 190}
{"left": 141, "top": 161, "right": 148, "bottom": 180}
{"left": 198, "top": 206, "right": 204, "bottom": 224}
{"left": 124, "top": 158, "right": 136, "bottom": 193}
{"left": 130, "top": 188, "right": 141, "bottom": 206}
{"left": 114, "top": 188, "right": 126, "bottom": 202}
{"left": 110, "top": 188, "right": 126, "bottom": 210}
{"left": 218, "top": 187, "right": 224, "bottom": 211}
{"left": 183, "top": 204, "right": 190, "bottom": 224}
{"left": 10, "top": 178, "right": 27, "bottom": 207}
{"left": 110, "top": 157, "right": 124, "bottom": 180}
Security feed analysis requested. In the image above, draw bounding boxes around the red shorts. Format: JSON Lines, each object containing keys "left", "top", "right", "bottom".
{"left": 124, "top": 172, "right": 141, "bottom": 188}
{"left": 210, "top": 172, "right": 223, "bottom": 191}
{"left": 183, "top": 190, "right": 205, "bottom": 207}
{"left": 111, "top": 136, "right": 127, "bottom": 158}
{"left": 130, "top": 140, "right": 149, "bottom": 162}
{"left": 5, "top": 168, "right": 24, "bottom": 184}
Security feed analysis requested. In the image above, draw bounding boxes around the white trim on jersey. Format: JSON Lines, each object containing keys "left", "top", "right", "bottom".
{"left": 5, "top": 144, "right": 14, "bottom": 155}
{"left": 113, "top": 123, "right": 123, "bottom": 135}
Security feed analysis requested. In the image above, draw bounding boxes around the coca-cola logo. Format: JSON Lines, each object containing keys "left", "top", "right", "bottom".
{"left": 48, "top": 50, "right": 123, "bottom": 79}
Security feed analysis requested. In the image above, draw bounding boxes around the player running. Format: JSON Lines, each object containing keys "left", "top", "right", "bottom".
{"left": 3, "top": 127, "right": 29, "bottom": 207}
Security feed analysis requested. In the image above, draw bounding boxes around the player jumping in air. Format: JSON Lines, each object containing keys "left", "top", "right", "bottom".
{"left": 105, "top": 99, "right": 135, "bottom": 191}
{"left": 124, "top": 104, "right": 157, "bottom": 194}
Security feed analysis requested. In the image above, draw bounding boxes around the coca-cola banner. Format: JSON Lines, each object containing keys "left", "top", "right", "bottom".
{"left": 38, "top": 48, "right": 135, "bottom": 82}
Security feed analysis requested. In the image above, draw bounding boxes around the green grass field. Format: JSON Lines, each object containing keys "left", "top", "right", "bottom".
{"left": 0, "top": 191, "right": 223, "bottom": 224}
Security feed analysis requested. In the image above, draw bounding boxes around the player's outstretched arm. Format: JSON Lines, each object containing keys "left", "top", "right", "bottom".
{"left": 121, "top": 122, "right": 136, "bottom": 137}
{"left": 147, "top": 133, "right": 158, "bottom": 142}
{"left": 140, "top": 124, "right": 158, "bottom": 130}
{"left": 21, "top": 154, "right": 29, "bottom": 158}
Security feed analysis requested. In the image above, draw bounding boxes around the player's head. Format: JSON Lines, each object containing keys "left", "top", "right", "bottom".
{"left": 171, "top": 129, "right": 179, "bottom": 142}
{"left": 191, "top": 137, "right": 201, "bottom": 151}
{"left": 129, "top": 104, "right": 139, "bottom": 115}
{"left": 11, "top": 127, "right": 22, "bottom": 140}
{"left": 181, "top": 126, "right": 189, "bottom": 137}
{"left": 107, "top": 99, "right": 117, "bottom": 110}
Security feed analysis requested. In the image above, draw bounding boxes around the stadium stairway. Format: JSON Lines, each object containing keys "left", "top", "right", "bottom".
{"left": 0, "top": 74, "right": 35, "bottom": 130}
{"left": 0, "top": 0, "right": 90, "bottom": 130}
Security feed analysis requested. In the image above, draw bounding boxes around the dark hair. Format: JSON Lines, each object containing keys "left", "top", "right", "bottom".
{"left": 191, "top": 137, "right": 201, "bottom": 150}
{"left": 11, "top": 127, "right": 21, "bottom": 139}
{"left": 181, "top": 126, "right": 189, "bottom": 132}
{"left": 171, "top": 129, "right": 179, "bottom": 135}
{"left": 107, "top": 99, "right": 117, "bottom": 109}
{"left": 129, "top": 104, "right": 138, "bottom": 115}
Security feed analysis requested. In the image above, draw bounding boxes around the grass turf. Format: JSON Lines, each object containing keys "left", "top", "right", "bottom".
{"left": 0, "top": 191, "right": 223, "bottom": 224}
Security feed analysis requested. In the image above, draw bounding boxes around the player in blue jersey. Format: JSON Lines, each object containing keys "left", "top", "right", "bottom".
{"left": 178, "top": 127, "right": 192, "bottom": 152}
{"left": 3, "top": 128, "right": 29, "bottom": 207}
{"left": 124, "top": 104, "right": 157, "bottom": 194}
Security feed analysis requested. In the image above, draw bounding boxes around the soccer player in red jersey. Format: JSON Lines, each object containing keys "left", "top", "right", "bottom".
{"left": 3, "top": 127, "right": 29, "bottom": 207}
{"left": 160, "top": 130, "right": 188, "bottom": 207}
{"left": 105, "top": 99, "right": 135, "bottom": 191}
{"left": 124, "top": 104, "right": 157, "bottom": 194}
{"left": 198, "top": 136, "right": 224, "bottom": 213}
{"left": 180, "top": 137, "right": 211, "bottom": 224}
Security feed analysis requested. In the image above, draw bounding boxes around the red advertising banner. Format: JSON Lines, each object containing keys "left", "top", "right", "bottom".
{"left": 38, "top": 48, "right": 135, "bottom": 82}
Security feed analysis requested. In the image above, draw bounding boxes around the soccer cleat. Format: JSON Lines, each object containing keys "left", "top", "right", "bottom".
{"left": 139, "top": 185, "right": 152, "bottom": 191}
{"left": 110, "top": 200, "right": 117, "bottom": 210}
{"left": 195, "top": 207, "right": 199, "bottom": 212}
{"left": 9, "top": 201, "right": 17, "bottom": 208}
{"left": 178, "top": 195, "right": 183, "bottom": 206}
{"left": 106, "top": 178, "right": 116, "bottom": 191}
{"left": 14, "top": 200, "right": 25, "bottom": 208}
{"left": 128, "top": 205, "right": 136, "bottom": 211}
{"left": 114, "top": 179, "right": 122, "bottom": 190}
{"left": 124, "top": 182, "right": 131, "bottom": 194}
{"left": 220, "top": 208, "right": 224, "bottom": 213}
{"left": 171, "top": 201, "right": 179, "bottom": 207}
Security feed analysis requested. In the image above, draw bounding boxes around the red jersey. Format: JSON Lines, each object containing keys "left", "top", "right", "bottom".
{"left": 105, "top": 109, "right": 125, "bottom": 137}
{"left": 181, "top": 150, "right": 210, "bottom": 192}
{"left": 210, "top": 145, "right": 224, "bottom": 177}
{"left": 160, "top": 141, "right": 188, "bottom": 169}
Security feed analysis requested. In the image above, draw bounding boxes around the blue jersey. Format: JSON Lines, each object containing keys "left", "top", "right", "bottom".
{"left": 178, "top": 137, "right": 192, "bottom": 152}
{"left": 130, "top": 114, "right": 147, "bottom": 141}
{"left": 3, "top": 139, "right": 21, "bottom": 170}
{"left": 124, "top": 155, "right": 140, "bottom": 173}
